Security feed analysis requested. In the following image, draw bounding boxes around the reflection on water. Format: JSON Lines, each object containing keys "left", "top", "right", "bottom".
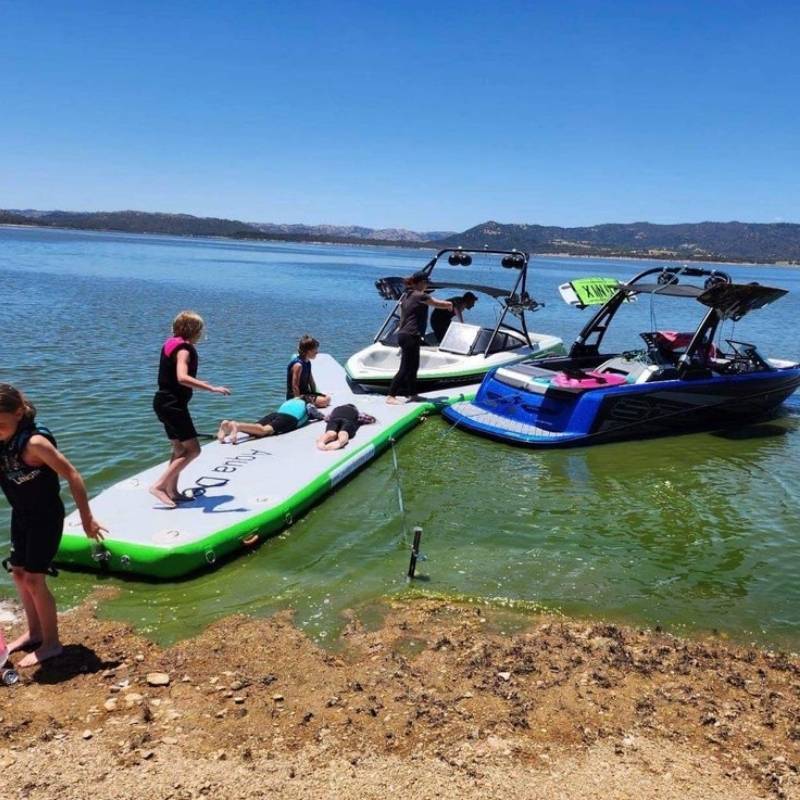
{"left": 1, "top": 226, "right": 800, "bottom": 649}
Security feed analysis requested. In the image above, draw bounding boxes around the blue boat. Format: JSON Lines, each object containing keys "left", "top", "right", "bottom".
{"left": 443, "top": 266, "right": 800, "bottom": 447}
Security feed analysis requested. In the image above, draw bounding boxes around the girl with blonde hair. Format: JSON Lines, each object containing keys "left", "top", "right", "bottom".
{"left": 150, "top": 311, "right": 231, "bottom": 507}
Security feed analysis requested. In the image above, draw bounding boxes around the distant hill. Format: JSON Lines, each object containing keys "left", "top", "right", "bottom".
{"left": 3, "top": 209, "right": 800, "bottom": 263}
{"left": 248, "top": 222, "right": 455, "bottom": 242}
{"left": 4, "top": 209, "right": 453, "bottom": 244}
{"left": 6, "top": 210, "right": 256, "bottom": 238}
{"left": 440, "top": 221, "right": 800, "bottom": 263}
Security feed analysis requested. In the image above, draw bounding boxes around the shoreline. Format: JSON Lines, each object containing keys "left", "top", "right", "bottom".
{"left": 2, "top": 593, "right": 798, "bottom": 799}
{"left": 2, "top": 222, "right": 797, "bottom": 269}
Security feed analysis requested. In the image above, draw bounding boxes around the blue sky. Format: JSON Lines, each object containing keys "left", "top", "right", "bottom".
{"left": 1, "top": 1, "right": 798, "bottom": 230}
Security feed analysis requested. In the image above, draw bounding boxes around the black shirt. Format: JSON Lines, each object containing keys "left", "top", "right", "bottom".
{"left": 397, "top": 290, "right": 429, "bottom": 337}
{"left": 430, "top": 296, "right": 464, "bottom": 341}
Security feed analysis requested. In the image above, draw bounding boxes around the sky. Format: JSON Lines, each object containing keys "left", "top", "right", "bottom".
{"left": 1, "top": 1, "right": 798, "bottom": 231}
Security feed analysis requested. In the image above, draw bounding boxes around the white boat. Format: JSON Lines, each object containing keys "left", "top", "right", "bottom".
{"left": 345, "top": 248, "right": 565, "bottom": 391}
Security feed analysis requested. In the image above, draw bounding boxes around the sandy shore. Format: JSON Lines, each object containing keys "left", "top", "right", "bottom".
{"left": 1, "top": 594, "right": 799, "bottom": 799}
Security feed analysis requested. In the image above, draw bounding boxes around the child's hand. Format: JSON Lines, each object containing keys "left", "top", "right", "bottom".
{"left": 213, "top": 385, "right": 232, "bottom": 396}
{"left": 83, "top": 517, "right": 107, "bottom": 541}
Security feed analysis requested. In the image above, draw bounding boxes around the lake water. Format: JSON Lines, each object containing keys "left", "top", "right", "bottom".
{"left": 2, "top": 226, "right": 799, "bottom": 648}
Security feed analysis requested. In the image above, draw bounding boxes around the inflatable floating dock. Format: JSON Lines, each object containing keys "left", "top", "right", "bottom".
{"left": 57, "top": 356, "right": 476, "bottom": 579}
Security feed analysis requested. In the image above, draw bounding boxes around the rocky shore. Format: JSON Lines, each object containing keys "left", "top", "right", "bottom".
{"left": 1, "top": 594, "right": 799, "bottom": 799}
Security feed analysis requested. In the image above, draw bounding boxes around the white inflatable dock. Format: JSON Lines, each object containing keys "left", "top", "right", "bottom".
{"left": 57, "top": 356, "right": 477, "bottom": 579}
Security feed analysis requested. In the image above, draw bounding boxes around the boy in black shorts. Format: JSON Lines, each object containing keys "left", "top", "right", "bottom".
{"left": 316, "top": 404, "right": 377, "bottom": 451}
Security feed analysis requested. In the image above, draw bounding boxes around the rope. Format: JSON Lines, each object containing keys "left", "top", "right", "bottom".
{"left": 389, "top": 437, "right": 409, "bottom": 543}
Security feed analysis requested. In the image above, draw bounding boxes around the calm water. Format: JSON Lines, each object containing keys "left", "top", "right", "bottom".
{"left": 2, "top": 226, "right": 799, "bottom": 648}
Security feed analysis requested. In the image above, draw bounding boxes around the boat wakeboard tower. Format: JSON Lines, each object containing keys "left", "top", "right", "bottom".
{"left": 443, "top": 265, "right": 800, "bottom": 447}
{"left": 345, "top": 248, "right": 564, "bottom": 391}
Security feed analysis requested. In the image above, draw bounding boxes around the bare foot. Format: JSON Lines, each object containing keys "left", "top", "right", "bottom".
{"left": 149, "top": 486, "right": 176, "bottom": 508}
{"left": 229, "top": 423, "right": 240, "bottom": 444}
{"left": 216, "top": 421, "right": 230, "bottom": 443}
{"left": 18, "top": 643, "right": 64, "bottom": 668}
{"left": 8, "top": 632, "right": 42, "bottom": 654}
{"left": 386, "top": 396, "right": 406, "bottom": 405}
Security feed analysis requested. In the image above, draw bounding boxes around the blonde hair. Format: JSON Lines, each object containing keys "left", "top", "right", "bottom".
{"left": 0, "top": 384, "right": 36, "bottom": 422}
{"left": 172, "top": 310, "right": 205, "bottom": 343}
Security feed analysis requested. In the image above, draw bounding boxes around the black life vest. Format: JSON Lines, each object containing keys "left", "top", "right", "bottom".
{"left": 0, "top": 422, "right": 61, "bottom": 514}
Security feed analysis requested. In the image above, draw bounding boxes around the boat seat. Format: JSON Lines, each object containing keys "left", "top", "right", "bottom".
{"left": 495, "top": 364, "right": 558, "bottom": 394}
{"left": 552, "top": 370, "right": 627, "bottom": 390}
{"left": 595, "top": 356, "right": 660, "bottom": 384}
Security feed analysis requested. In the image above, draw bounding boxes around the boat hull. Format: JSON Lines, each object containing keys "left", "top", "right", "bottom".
{"left": 346, "top": 335, "right": 565, "bottom": 393}
{"left": 443, "top": 366, "right": 800, "bottom": 448}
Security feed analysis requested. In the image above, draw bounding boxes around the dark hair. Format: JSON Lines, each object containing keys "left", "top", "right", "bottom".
{"left": 403, "top": 270, "right": 429, "bottom": 289}
{"left": 0, "top": 383, "right": 36, "bottom": 422}
{"left": 463, "top": 291, "right": 478, "bottom": 304}
{"left": 298, "top": 335, "right": 320, "bottom": 356}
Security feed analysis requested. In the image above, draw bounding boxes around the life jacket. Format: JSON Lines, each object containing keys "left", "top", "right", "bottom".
{"left": 286, "top": 356, "right": 315, "bottom": 399}
{"left": 0, "top": 422, "right": 61, "bottom": 513}
{"left": 277, "top": 398, "right": 309, "bottom": 426}
{"left": 157, "top": 337, "right": 198, "bottom": 402}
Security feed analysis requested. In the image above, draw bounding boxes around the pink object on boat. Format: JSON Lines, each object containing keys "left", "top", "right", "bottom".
{"left": 655, "top": 331, "right": 716, "bottom": 357}
{"left": 553, "top": 371, "right": 627, "bottom": 389}
{"left": 655, "top": 330, "right": 693, "bottom": 349}
{"left": 163, "top": 336, "right": 189, "bottom": 357}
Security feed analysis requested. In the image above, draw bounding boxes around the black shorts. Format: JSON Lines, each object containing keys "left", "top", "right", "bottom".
{"left": 256, "top": 412, "right": 298, "bottom": 435}
{"left": 325, "top": 404, "right": 359, "bottom": 439}
{"left": 153, "top": 391, "right": 198, "bottom": 442}
{"left": 9, "top": 503, "right": 65, "bottom": 574}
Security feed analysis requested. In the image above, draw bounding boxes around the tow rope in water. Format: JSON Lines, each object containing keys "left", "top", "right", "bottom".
{"left": 389, "top": 437, "right": 408, "bottom": 543}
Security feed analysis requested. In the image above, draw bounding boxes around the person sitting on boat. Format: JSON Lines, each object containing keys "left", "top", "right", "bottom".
{"left": 217, "top": 397, "right": 324, "bottom": 443}
{"left": 430, "top": 291, "right": 478, "bottom": 343}
{"left": 387, "top": 272, "right": 458, "bottom": 404}
{"left": 316, "top": 404, "right": 377, "bottom": 450}
{"left": 286, "top": 335, "right": 330, "bottom": 408}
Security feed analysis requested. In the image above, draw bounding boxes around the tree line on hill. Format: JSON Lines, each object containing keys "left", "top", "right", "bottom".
{"left": 2, "top": 209, "right": 800, "bottom": 264}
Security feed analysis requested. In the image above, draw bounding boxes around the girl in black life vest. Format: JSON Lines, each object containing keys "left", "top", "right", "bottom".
{"left": 0, "top": 384, "right": 105, "bottom": 668}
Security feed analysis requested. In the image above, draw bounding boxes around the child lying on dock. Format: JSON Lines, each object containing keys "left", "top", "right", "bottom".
{"left": 217, "top": 398, "right": 324, "bottom": 443}
{"left": 316, "top": 404, "right": 377, "bottom": 451}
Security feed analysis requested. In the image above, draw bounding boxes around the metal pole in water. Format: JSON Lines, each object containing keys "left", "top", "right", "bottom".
{"left": 407, "top": 526, "right": 423, "bottom": 580}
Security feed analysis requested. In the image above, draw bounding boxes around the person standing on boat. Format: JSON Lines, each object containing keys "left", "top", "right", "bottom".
{"left": 387, "top": 272, "right": 456, "bottom": 404}
{"left": 430, "top": 291, "right": 478, "bottom": 343}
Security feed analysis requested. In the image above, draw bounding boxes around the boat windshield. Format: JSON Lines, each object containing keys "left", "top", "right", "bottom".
{"left": 372, "top": 248, "right": 540, "bottom": 354}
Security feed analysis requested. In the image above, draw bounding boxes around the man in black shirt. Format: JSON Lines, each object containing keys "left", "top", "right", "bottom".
{"left": 430, "top": 291, "right": 478, "bottom": 343}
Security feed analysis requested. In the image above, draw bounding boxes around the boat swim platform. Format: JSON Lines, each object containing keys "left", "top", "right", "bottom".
{"left": 57, "top": 355, "right": 479, "bottom": 579}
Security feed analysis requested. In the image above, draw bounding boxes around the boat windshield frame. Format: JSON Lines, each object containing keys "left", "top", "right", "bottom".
{"left": 569, "top": 265, "right": 735, "bottom": 376}
{"left": 372, "top": 248, "right": 539, "bottom": 357}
